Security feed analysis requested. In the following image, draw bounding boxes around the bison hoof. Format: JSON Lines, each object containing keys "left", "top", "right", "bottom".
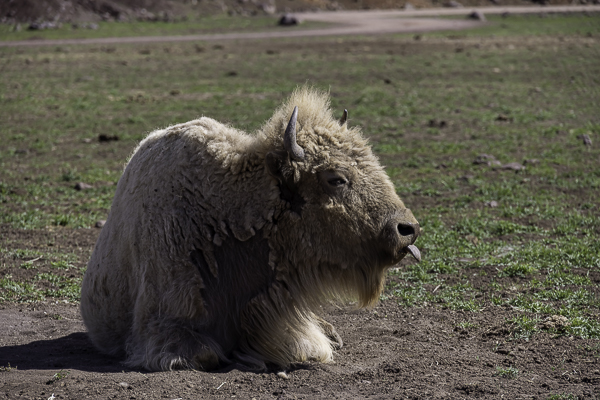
{"left": 329, "top": 330, "right": 344, "bottom": 350}
{"left": 318, "top": 317, "right": 343, "bottom": 349}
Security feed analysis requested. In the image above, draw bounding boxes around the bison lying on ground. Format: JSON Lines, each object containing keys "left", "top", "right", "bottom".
{"left": 80, "top": 87, "right": 420, "bottom": 371}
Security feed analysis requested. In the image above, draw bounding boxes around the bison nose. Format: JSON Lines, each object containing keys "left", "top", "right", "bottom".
{"left": 397, "top": 222, "right": 420, "bottom": 245}
{"left": 381, "top": 209, "right": 420, "bottom": 257}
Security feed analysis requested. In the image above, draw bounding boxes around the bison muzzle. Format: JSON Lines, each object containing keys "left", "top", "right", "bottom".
{"left": 80, "top": 86, "right": 420, "bottom": 371}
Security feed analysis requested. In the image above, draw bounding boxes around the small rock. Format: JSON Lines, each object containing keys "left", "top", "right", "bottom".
{"left": 485, "top": 200, "right": 499, "bottom": 208}
{"left": 467, "top": 11, "right": 486, "bottom": 21}
{"left": 542, "top": 315, "right": 569, "bottom": 330}
{"left": 28, "top": 21, "right": 60, "bottom": 31}
{"left": 465, "top": 235, "right": 479, "bottom": 245}
{"left": 98, "top": 134, "right": 119, "bottom": 142}
{"left": 278, "top": 14, "right": 299, "bottom": 26}
{"left": 496, "top": 114, "right": 512, "bottom": 122}
{"left": 118, "top": 382, "right": 130, "bottom": 389}
{"left": 499, "top": 162, "right": 525, "bottom": 171}
{"left": 581, "top": 134, "right": 592, "bottom": 146}
{"left": 428, "top": 119, "right": 447, "bottom": 128}
{"left": 74, "top": 182, "right": 93, "bottom": 191}
{"left": 473, "top": 154, "right": 497, "bottom": 165}
{"left": 446, "top": 0, "right": 464, "bottom": 7}
{"left": 95, "top": 220, "right": 106, "bottom": 228}
{"left": 261, "top": 3, "right": 276, "bottom": 14}
{"left": 277, "top": 371, "right": 289, "bottom": 379}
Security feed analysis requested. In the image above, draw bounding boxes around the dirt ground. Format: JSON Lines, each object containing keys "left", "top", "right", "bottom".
{"left": 1, "top": 265, "right": 599, "bottom": 399}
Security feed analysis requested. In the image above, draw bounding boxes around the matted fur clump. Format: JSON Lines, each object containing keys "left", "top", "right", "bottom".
{"left": 80, "top": 86, "right": 420, "bottom": 371}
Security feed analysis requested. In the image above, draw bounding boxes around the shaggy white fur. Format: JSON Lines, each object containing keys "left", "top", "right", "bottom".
{"left": 80, "top": 86, "right": 419, "bottom": 371}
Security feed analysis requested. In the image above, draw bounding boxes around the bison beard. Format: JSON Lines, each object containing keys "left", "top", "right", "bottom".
{"left": 80, "top": 86, "right": 420, "bottom": 371}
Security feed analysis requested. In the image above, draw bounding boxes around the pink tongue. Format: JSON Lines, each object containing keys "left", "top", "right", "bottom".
{"left": 407, "top": 245, "right": 421, "bottom": 262}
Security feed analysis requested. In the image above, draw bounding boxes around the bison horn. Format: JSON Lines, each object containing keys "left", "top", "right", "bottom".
{"left": 339, "top": 109, "right": 348, "bottom": 126}
{"left": 284, "top": 106, "right": 305, "bottom": 161}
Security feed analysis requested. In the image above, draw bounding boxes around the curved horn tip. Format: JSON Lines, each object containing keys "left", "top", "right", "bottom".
{"left": 284, "top": 106, "right": 305, "bottom": 161}
{"left": 339, "top": 109, "right": 348, "bottom": 125}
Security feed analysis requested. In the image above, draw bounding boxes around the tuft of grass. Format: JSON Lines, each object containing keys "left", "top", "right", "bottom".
{"left": 546, "top": 395, "right": 580, "bottom": 400}
{"left": 46, "top": 370, "right": 70, "bottom": 385}
{"left": 50, "top": 261, "right": 74, "bottom": 270}
{"left": 498, "top": 263, "right": 538, "bottom": 277}
{"left": 507, "top": 314, "right": 540, "bottom": 341}
{"left": 495, "top": 366, "right": 519, "bottom": 379}
{"left": 0, "top": 363, "right": 17, "bottom": 372}
{"left": 455, "top": 320, "right": 478, "bottom": 330}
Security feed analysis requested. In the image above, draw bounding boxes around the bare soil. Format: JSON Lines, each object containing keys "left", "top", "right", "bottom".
{"left": 1, "top": 227, "right": 599, "bottom": 399}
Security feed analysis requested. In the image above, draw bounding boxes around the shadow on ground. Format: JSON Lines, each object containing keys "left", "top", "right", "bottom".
{"left": 0, "top": 332, "right": 124, "bottom": 373}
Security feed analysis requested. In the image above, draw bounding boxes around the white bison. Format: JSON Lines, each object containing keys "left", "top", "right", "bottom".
{"left": 80, "top": 86, "right": 420, "bottom": 371}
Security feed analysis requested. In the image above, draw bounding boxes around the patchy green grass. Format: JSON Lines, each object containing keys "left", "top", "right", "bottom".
{"left": 0, "top": 13, "right": 599, "bottom": 348}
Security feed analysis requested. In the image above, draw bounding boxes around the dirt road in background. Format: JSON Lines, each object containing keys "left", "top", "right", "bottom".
{"left": 1, "top": 5, "right": 600, "bottom": 48}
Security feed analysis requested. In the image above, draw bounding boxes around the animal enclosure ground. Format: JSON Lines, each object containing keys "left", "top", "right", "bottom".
{"left": 1, "top": 12, "right": 600, "bottom": 399}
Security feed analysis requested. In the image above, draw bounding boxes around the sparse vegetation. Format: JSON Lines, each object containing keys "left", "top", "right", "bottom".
{"left": 46, "top": 370, "right": 70, "bottom": 385}
{"left": 0, "top": 363, "right": 17, "bottom": 372}
{"left": 0, "top": 10, "right": 599, "bottom": 400}
{"left": 495, "top": 366, "right": 520, "bottom": 379}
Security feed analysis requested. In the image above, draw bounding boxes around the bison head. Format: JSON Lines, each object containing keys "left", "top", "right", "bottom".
{"left": 262, "top": 88, "right": 420, "bottom": 308}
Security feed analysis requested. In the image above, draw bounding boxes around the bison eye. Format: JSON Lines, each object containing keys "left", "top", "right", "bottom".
{"left": 328, "top": 177, "right": 347, "bottom": 187}
{"left": 320, "top": 170, "right": 350, "bottom": 193}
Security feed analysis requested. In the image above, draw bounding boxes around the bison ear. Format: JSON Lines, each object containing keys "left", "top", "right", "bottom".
{"left": 265, "top": 151, "right": 287, "bottom": 182}
{"left": 266, "top": 150, "right": 306, "bottom": 214}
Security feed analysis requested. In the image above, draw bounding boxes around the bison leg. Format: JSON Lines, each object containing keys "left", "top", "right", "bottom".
{"left": 316, "top": 316, "right": 343, "bottom": 350}
{"left": 125, "top": 320, "right": 224, "bottom": 371}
